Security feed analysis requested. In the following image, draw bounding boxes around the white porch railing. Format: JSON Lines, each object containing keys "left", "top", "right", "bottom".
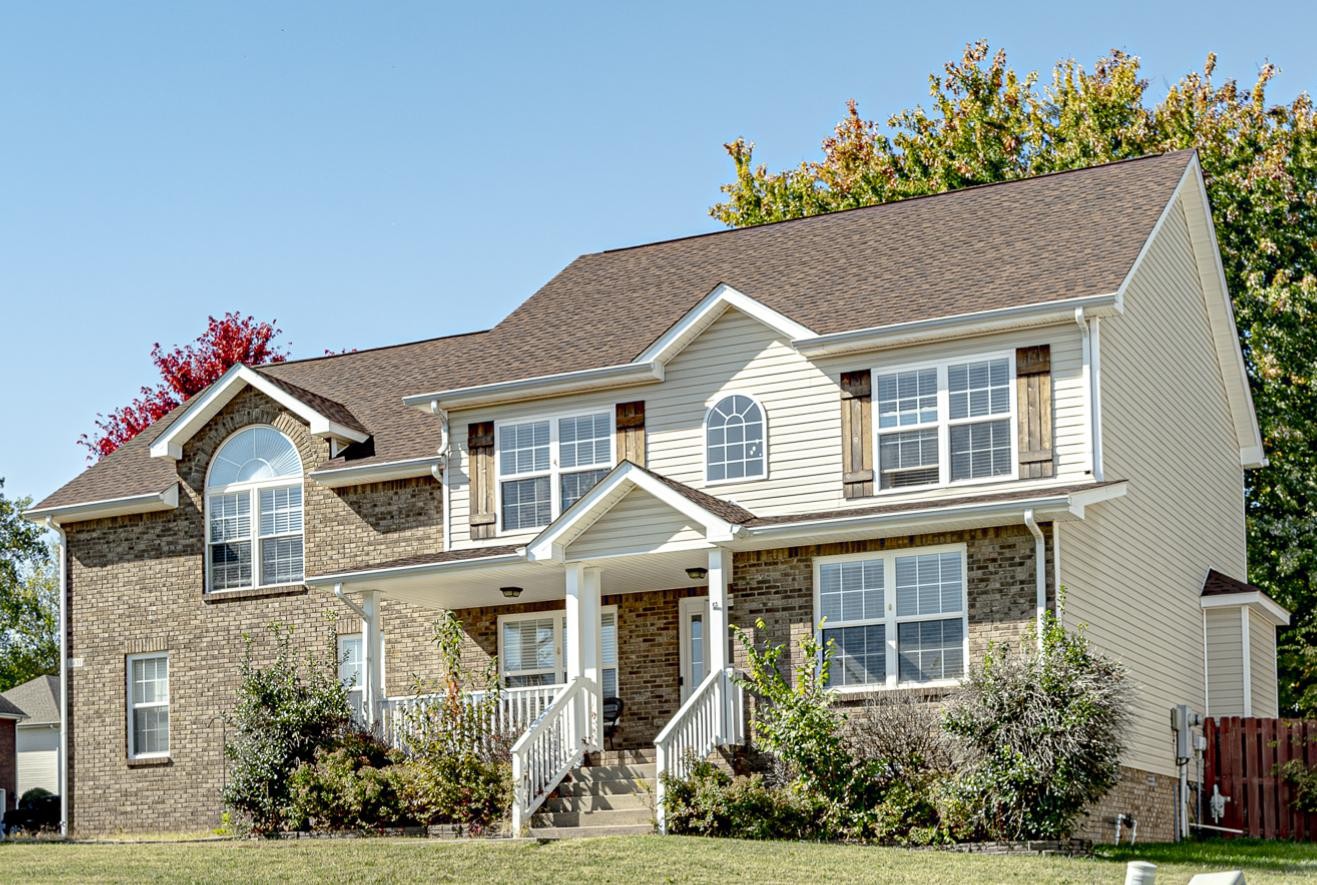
{"left": 653, "top": 666, "right": 746, "bottom": 833}
{"left": 379, "top": 683, "right": 562, "bottom": 753}
{"left": 510, "top": 676, "right": 600, "bottom": 833}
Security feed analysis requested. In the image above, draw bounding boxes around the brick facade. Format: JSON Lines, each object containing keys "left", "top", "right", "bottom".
{"left": 1075, "top": 765, "right": 1179, "bottom": 843}
{"left": 1, "top": 718, "right": 15, "bottom": 812}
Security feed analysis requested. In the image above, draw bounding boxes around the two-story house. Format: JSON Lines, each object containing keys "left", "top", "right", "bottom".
{"left": 27, "top": 149, "right": 1286, "bottom": 840}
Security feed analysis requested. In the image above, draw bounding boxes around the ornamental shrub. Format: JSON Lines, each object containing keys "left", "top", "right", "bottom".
{"left": 223, "top": 622, "right": 354, "bottom": 835}
{"left": 286, "top": 732, "right": 411, "bottom": 831}
{"left": 941, "top": 611, "right": 1130, "bottom": 841}
{"left": 661, "top": 760, "right": 822, "bottom": 840}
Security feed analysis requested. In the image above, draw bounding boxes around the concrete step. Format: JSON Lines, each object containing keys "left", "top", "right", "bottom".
{"left": 553, "top": 777, "right": 649, "bottom": 798}
{"left": 588, "top": 748, "right": 656, "bottom": 766}
{"left": 563, "top": 763, "right": 656, "bottom": 784}
{"left": 530, "top": 824, "right": 654, "bottom": 840}
{"left": 542, "top": 791, "right": 651, "bottom": 813}
{"left": 531, "top": 808, "right": 654, "bottom": 829}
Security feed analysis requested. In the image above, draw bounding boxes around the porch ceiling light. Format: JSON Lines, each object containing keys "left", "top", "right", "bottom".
{"left": 500, "top": 586, "right": 524, "bottom": 599}
{"left": 685, "top": 567, "right": 708, "bottom": 581}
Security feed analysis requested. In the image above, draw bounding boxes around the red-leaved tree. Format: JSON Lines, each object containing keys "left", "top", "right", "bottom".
{"left": 80, "top": 313, "right": 290, "bottom": 461}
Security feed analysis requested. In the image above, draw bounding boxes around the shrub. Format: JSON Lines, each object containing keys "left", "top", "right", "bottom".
{"left": 287, "top": 732, "right": 411, "bottom": 831}
{"left": 661, "top": 760, "right": 822, "bottom": 840}
{"left": 941, "top": 611, "right": 1130, "bottom": 841}
{"left": 396, "top": 751, "right": 512, "bottom": 831}
{"left": 223, "top": 622, "right": 354, "bottom": 835}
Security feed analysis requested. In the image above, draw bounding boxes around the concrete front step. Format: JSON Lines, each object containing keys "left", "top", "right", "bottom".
{"left": 542, "top": 791, "right": 651, "bottom": 814}
{"left": 530, "top": 824, "right": 654, "bottom": 839}
{"left": 531, "top": 808, "right": 654, "bottom": 829}
{"left": 587, "top": 748, "right": 656, "bottom": 766}
{"left": 563, "top": 763, "right": 656, "bottom": 784}
{"left": 554, "top": 777, "right": 649, "bottom": 797}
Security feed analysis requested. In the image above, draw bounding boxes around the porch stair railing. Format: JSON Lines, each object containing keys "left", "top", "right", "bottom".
{"left": 379, "top": 683, "right": 561, "bottom": 753}
{"left": 510, "top": 676, "right": 600, "bottom": 833}
{"left": 653, "top": 666, "right": 746, "bottom": 833}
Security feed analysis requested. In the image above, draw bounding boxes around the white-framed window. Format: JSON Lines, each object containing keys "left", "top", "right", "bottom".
{"left": 495, "top": 411, "right": 613, "bottom": 532}
{"left": 873, "top": 353, "right": 1016, "bottom": 492}
{"left": 497, "top": 608, "right": 619, "bottom": 698}
{"left": 705, "top": 393, "right": 767, "bottom": 483}
{"left": 338, "top": 633, "right": 364, "bottom": 720}
{"left": 127, "top": 652, "right": 169, "bottom": 758}
{"left": 813, "top": 544, "right": 968, "bottom": 690}
{"left": 205, "top": 426, "right": 304, "bottom": 592}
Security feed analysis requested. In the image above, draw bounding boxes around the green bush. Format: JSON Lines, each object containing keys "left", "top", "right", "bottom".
{"left": 661, "top": 760, "right": 822, "bottom": 840}
{"left": 223, "top": 622, "right": 354, "bottom": 835}
{"left": 396, "top": 751, "right": 512, "bottom": 831}
{"left": 941, "top": 611, "right": 1130, "bottom": 841}
{"left": 287, "top": 732, "right": 411, "bottom": 831}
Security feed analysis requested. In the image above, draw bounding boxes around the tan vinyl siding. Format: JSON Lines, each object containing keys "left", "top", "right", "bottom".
{"left": 1205, "top": 607, "right": 1245, "bottom": 717}
{"left": 1060, "top": 196, "right": 1247, "bottom": 776}
{"left": 448, "top": 308, "right": 1093, "bottom": 547}
{"left": 566, "top": 488, "right": 704, "bottom": 560}
{"left": 1249, "top": 612, "right": 1280, "bottom": 718}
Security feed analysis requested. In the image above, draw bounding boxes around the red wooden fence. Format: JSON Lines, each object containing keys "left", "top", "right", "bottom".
{"left": 1202, "top": 716, "right": 1317, "bottom": 840}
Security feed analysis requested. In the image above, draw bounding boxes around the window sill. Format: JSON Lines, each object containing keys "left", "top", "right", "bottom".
{"left": 204, "top": 584, "right": 308, "bottom": 604}
{"left": 127, "top": 755, "right": 172, "bottom": 768}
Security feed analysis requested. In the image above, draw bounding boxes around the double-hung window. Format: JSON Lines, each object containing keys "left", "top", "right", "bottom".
{"left": 498, "top": 608, "right": 619, "bottom": 698}
{"left": 874, "top": 354, "right": 1015, "bottom": 491}
{"left": 127, "top": 652, "right": 170, "bottom": 758}
{"left": 815, "top": 544, "right": 967, "bottom": 690}
{"left": 497, "top": 412, "right": 612, "bottom": 532}
{"left": 206, "top": 426, "right": 304, "bottom": 591}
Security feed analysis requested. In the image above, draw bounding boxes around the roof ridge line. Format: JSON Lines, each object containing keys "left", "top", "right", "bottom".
{"left": 262, "top": 327, "right": 491, "bottom": 370}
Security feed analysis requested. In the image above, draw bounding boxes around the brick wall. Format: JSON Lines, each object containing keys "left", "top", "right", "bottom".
{"left": 62, "top": 387, "right": 447, "bottom": 836}
{"left": 1, "top": 718, "right": 15, "bottom": 811}
{"left": 1076, "top": 765, "right": 1179, "bottom": 843}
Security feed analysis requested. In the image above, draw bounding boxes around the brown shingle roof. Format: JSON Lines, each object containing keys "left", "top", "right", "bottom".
{"left": 1201, "top": 568, "right": 1263, "bottom": 598}
{"left": 308, "top": 545, "right": 523, "bottom": 579}
{"left": 35, "top": 152, "right": 1191, "bottom": 514}
{"left": 629, "top": 462, "right": 756, "bottom": 524}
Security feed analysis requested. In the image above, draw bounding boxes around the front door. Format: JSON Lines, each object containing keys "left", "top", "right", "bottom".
{"left": 678, "top": 595, "right": 710, "bottom": 703}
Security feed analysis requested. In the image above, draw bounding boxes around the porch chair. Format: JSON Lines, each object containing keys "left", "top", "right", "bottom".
{"left": 602, "top": 697, "right": 624, "bottom": 750}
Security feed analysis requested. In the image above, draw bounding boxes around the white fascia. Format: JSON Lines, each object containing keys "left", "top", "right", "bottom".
{"left": 635, "top": 282, "right": 816, "bottom": 364}
{"left": 1200, "top": 591, "right": 1290, "bottom": 626}
{"left": 525, "top": 461, "right": 740, "bottom": 562}
{"left": 793, "top": 293, "right": 1122, "bottom": 358}
{"left": 23, "top": 483, "right": 180, "bottom": 525}
{"left": 309, "top": 456, "right": 445, "bottom": 489}
{"left": 402, "top": 362, "right": 664, "bottom": 412}
{"left": 148, "top": 364, "right": 369, "bottom": 460}
{"left": 305, "top": 551, "right": 527, "bottom": 588}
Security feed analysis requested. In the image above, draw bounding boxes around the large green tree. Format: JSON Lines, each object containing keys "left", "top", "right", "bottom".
{"left": 0, "top": 479, "right": 58, "bottom": 690}
{"left": 713, "top": 42, "right": 1317, "bottom": 714}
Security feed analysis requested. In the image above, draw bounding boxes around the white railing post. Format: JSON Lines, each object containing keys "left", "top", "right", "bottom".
{"left": 654, "top": 665, "right": 746, "bottom": 836}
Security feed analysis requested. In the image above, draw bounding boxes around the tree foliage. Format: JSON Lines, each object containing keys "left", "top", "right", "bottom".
{"left": 713, "top": 42, "right": 1317, "bottom": 712}
{"left": 80, "top": 312, "right": 289, "bottom": 461}
{"left": 0, "top": 479, "right": 57, "bottom": 691}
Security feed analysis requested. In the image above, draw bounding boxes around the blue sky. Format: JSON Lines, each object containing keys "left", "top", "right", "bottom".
{"left": 2, "top": 1, "right": 1313, "bottom": 504}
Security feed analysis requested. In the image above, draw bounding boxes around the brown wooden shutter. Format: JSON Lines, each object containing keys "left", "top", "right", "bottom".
{"left": 839, "top": 371, "right": 873, "bottom": 498}
{"left": 615, "top": 401, "right": 646, "bottom": 467}
{"left": 1016, "top": 346, "right": 1055, "bottom": 479}
{"left": 468, "top": 421, "right": 497, "bottom": 539}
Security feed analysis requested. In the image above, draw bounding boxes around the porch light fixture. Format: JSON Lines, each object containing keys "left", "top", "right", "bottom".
{"left": 685, "top": 567, "right": 708, "bottom": 581}
{"left": 500, "top": 586, "right": 524, "bottom": 599}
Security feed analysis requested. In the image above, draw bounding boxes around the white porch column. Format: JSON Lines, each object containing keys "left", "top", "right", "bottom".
{"left": 361, "top": 589, "right": 385, "bottom": 728}
{"left": 708, "top": 547, "right": 731, "bottom": 671}
{"left": 565, "top": 563, "right": 603, "bottom": 749}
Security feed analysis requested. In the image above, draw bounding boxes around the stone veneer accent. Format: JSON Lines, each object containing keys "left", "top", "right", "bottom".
{"left": 61, "top": 387, "right": 448, "bottom": 836}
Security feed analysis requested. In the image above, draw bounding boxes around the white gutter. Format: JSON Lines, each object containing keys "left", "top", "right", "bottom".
{"left": 23, "top": 484, "right": 179, "bottom": 525}
{"left": 44, "top": 518, "right": 68, "bottom": 837}
{"left": 402, "top": 361, "right": 663, "bottom": 411}
{"left": 308, "top": 456, "right": 444, "bottom": 489}
{"left": 1023, "top": 509, "right": 1046, "bottom": 649}
{"left": 795, "top": 293, "right": 1122, "bottom": 357}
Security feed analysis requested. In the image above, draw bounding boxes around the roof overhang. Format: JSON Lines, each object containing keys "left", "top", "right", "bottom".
{"left": 309, "top": 455, "right": 444, "bottom": 489}
{"left": 148, "top": 364, "right": 370, "bottom": 461}
{"left": 737, "top": 481, "right": 1127, "bottom": 548}
{"left": 0, "top": 712, "right": 26, "bottom": 721}
{"left": 23, "top": 482, "right": 180, "bottom": 526}
{"left": 306, "top": 550, "right": 528, "bottom": 588}
{"left": 525, "top": 461, "right": 740, "bottom": 562}
{"left": 403, "top": 362, "right": 664, "bottom": 412}
{"left": 794, "top": 293, "right": 1123, "bottom": 358}
{"left": 1201, "top": 591, "right": 1290, "bottom": 626}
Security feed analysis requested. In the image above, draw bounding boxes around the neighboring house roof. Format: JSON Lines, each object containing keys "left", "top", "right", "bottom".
{"left": 0, "top": 692, "right": 27, "bottom": 721}
{"left": 34, "top": 151, "right": 1198, "bottom": 517}
{"left": 0, "top": 675, "right": 59, "bottom": 727}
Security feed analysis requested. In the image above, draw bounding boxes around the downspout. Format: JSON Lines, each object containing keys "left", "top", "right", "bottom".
{"left": 1024, "top": 509, "right": 1046, "bottom": 649}
{"left": 44, "top": 518, "right": 68, "bottom": 837}
{"left": 431, "top": 400, "right": 450, "bottom": 551}
{"left": 1074, "top": 308, "right": 1104, "bottom": 482}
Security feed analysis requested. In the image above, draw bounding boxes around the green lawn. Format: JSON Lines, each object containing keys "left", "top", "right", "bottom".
{"left": 2, "top": 835, "right": 1315, "bottom": 883}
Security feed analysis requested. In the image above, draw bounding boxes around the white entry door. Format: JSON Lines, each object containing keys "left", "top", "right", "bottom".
{"left": 678, "top": 595, "right": 711, "bottom": 703}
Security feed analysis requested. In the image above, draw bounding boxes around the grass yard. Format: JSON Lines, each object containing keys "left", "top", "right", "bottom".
{"left": 2, "top": 835, "right": 1316, "bottom": 883}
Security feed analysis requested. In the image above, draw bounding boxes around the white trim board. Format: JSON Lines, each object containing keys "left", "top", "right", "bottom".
{"left": 1200, "top": 590, "right": 1290, "bottom": 626}
{"left": 24, "top": 483, "right": 180, "bottom": 525}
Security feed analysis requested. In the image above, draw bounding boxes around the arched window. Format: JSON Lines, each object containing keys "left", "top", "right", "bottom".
{"left": 705, "top": 394, "right": 766, "bottom": 482}
{"left": 205, "top": 426, "right": 304, "bottom": 591}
